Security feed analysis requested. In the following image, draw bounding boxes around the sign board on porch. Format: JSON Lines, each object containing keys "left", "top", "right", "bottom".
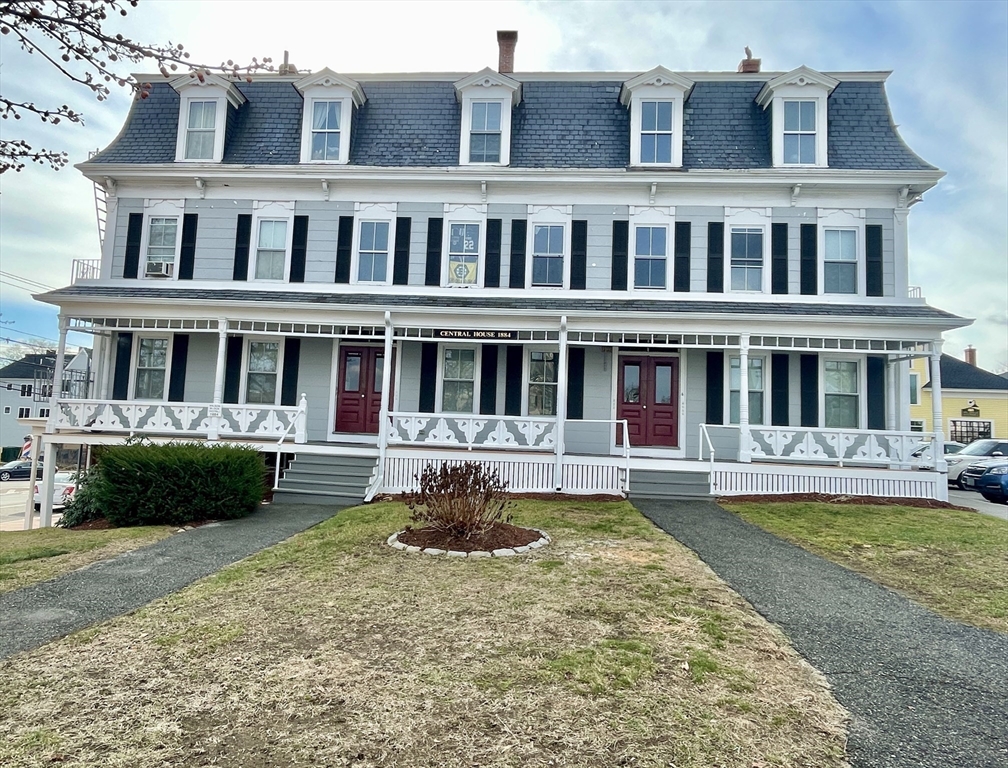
{"left": 207, "top": 404, "right": 222, "bottom": 418}
{"left": 435, "top": 329, "right": 517, "bottom": 340}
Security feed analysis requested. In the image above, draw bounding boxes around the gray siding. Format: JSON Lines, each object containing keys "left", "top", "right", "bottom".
{"left": 574, "top": 205, "right": 629, "bottom": 290}
{"left": 677, "top": 206, "right": 722, "bottom": 293}
{"left": 295, "top": 201, "right": 352, "bottom": 283}
{"left": 566, "top": 345, "right": 612, "bottom": 455}
{"left": 398, "top": 203, "right": 443, "bottom": 286}
{"left": 110, "top": 198, "right": 143, "bottom": 278}
{"left": 181, "top": 332, "right": 217, "bottom": 402}
{"left": 683, "top": 349, "right": 707, "bottom": 457}
{"left": 770, "top": 207, "right": 816, "bottom": 295}
{"left": 396, "top": 341, "right": 423, "bottom": 411}
{"left": 488, "top": 204, "right": 527, "bottom": 288}
{"left": 866, "top": 208, "right": 895, "bottom": 297}
{"left": 188, "top": 199, "right": 251, "bottom": 281}
{"left": 298, "top": 338, "right": 333, "bottom": 441}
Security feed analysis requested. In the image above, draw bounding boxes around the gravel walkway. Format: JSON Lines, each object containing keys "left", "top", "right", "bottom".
{"left": 634, "top": 499, "right": 1008, "bottom": 768}
{"left": 0, "top": 504, "right": 342, "bottom": 659}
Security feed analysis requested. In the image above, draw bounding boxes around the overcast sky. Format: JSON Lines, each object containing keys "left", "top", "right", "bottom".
{"left": 1, "top": 0, "right": 1005, "bottom": 370}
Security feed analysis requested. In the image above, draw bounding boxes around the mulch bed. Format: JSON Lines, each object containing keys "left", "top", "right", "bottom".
{"left": 721, "top": 493, "right": 973, "bottom": 511}
{"left": 397, "top": 522, "right": 543, "bottom": 553}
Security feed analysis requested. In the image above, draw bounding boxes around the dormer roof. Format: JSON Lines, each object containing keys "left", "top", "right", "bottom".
{"left": 293, "top": 68, "right": 366, "bottom": 107}
{"left": 619, "top": 66, "right": 694, "bottom": 105}
{"left": 755, "top": 66, "right": 839, "bottom": 108}
{"left": 453, "top": 67, "right": 522, "bottom": 105}
{"left": 168, "top": 72, "right": 246, "bottom": 108}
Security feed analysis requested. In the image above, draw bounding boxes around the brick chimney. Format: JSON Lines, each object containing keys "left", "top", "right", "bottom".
{"left": 964, "top": 345, "right": 977, "bottom": 367}
{"left": 497, "top": 30, "right": 518, "bottom": 74}
{"left": 738, "top": 46, "right": 761, "bottom": 73}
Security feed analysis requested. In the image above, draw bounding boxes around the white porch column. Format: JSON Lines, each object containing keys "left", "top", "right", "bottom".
{"left": 554, "top": 316, "right": 569, "bottom": 491}
{"left": 22, "top": 433, "right": 41, "bottom": 530}
{"left": 40, "top": 316, "right": 69, "bottom": 527}
{"left": 208, "top": 318, "right": 229, "bottom": 440}
{"left": 930, "top": 342, "right": 946, "bottom": 474}
{"left": 885, "top": 359, "right": 897, "bottom": 431}
{"left": 738, "top": 336, "right": 751, "bottom": 463}
{"left": 376, "top": 312, "right": 394, "bottom": 492}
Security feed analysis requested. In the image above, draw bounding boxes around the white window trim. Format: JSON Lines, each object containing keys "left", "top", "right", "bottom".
{"left": 17, "top": 407, "right": 31, "bottom": 419}
{"left": 435, "top": 343, "right": 481, "bottom": 415}
{"left": 2, "top": 406, "right": 10, "bottom": 415}
{"left": 725, "top": 207, "right": 771, "bottom": 294}
{"left": 459, "top": 90, "right": 513, "bottom": 167}
{"left": 910, "top": 418, "right": 926, "bottom": 432}
{"left": 442, "top": 203, "right": 488, "bottom": 288}
{"left": 19, "top": 384, "right": 32, "bottom": 398}
{"left": 351, "top": 202, "right": 397, "bottom": 286}
{"left": 250, "top": 201, "right": 295, "bottom": 283}
{"left": 521, "top": 344, "right": 560, "bottom": 417}
{"left": 818, "top": 208, "right": 866, "bottom": 297}
{"left": 299, "top": 94, "right": 353, "bottom": 165}
{"left": 139, "top": 199, "right": 185, "bottom": 281}
{"left": 174, "top": 92, "right": 227, "bottom": 164}
{"left": 525, "top": 205, "right": 573, "bottom": 290}
{"left": 819, "top": 355, "right": 867, "bottom": 430}
{"left": 725, "top": 353, "right": 770, "bottom": 426}
{"left": 38, "top": 407, "right": 50, "bottom": 419}
{"left": 628, "top": 206, "right": 675, "bottom": 291}
{"left": 620, "top": 67, "right": 692, "bottom": 169}
{"left": 238, "top": 336, "right": 285, "bottom": 407}
{"left": 768, "top": 90, "right": 829, "bottom": 169}
{"left": 128, "top": 333, "right": 175, "bottom": 402}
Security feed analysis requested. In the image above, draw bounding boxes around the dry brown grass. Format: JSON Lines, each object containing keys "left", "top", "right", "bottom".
{"left": 0, "top": 500, "right": 848, "bottom": 767}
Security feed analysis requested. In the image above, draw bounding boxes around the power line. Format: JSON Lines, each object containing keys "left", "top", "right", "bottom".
{"left": 0, "top": 271, "right": 57, "bottom": 293}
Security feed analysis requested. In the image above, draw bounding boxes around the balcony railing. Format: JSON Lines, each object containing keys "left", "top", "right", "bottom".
{"left": 908, "top": 285, "right": 923, "bottom": 299}
{"left": 71, "top": 258, "right": 101, "bottom": 283}
{"left": 387, "top": 412, "right": 557, "bottom": 450}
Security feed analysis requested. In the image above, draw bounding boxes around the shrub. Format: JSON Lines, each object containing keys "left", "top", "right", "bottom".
{"left": 57, "top": 467, "right": 104, "bottom": 528}
{"left": 405, "top": 461, "right": 512, "bottom": 540}
{"left": 88, "top": 442, "right": 265, "bottom": 526}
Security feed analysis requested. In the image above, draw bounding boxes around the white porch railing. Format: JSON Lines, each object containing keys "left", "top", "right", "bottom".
{"left": 55, "top": 397, "right": 307, "bottom": 443}
{"left": 72, "top": 258, "right": 101, "bottom": 283}
{"left": 386, "top": 412, "right": 557, "bottom": 450}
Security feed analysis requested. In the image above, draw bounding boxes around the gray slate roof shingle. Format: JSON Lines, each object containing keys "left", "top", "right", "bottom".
{"left": 88, "top": 75, "right": 936, "bottom": 171}
{"left": 0, "top": 353, "right": 56, "bottom": 380}
{"left": 924, "top": 354, "right": 1008, "bottom": 391}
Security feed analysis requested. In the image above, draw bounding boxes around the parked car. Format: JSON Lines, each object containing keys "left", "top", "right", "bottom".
{"left": 0, "top": 459, "right": 44, "bottom": 482}
{"left": 945, "top": 439, "right": 1008, "bottom": 489}
{"left": 911, "top": 440, "right": 966, "bottom": 467}
{"left": 33, "top": 472, "right": 78, "bottom": 511}
{"left": 960, "top": 461, "right": 1008, "bottom": 504}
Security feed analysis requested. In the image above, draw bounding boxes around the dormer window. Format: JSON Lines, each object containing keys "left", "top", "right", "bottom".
{"left": 294, "top": 69, "right": 366, "bottom": 165}
{"left": 469, "top": 102, "right": 502, "bottom": 163}
{"left": 454, "top": 68, "right": 521, "bottom": 167}
{"left": 185, "top": 100, "right": 217, "bottom": 160}
{"left": 783, "top": 100, "right": 816, "bottom": 164}
{"left": 640, "top": 101, "right": 673, "bottom": 164}
{"left": 620, "top": 67, "right": 694, "bottom": 168}
{"left": 756, "top": 66, "right": 837, "bottom": 169}
{"left": 170, "top": 73, "right": 245, "bottom": 163}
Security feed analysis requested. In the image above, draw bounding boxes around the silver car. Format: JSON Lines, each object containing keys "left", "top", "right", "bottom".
{"left": 945, "top": 439, "right": 1008, "bottom": 489}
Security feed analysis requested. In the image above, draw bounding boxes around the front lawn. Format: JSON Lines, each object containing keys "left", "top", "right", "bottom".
{"left": 724, "top": 501, "right": 1008, "bottom": 634}
{"left": 0, "top": 525, "right": 174, "bottom": 594}
{"left": 0, "top": 501, "right": 847, "bottom": 768}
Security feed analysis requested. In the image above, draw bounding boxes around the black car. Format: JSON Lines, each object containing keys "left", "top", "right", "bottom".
{"left": 0, "top": 459, "right": 44, "bottom": 481}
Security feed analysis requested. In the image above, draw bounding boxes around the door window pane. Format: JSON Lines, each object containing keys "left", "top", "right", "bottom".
{"left": 246, "top": 342, "right": 279, "bottom": 404}
{"left": 442, "top": 348, "right": 475, "bottom": 413}
{"left": 373, "top": 354, "right": 384, "bottom": 394}
{"left": 528, "top": 351, "right": 558, "bottom": 416}
{"left": 358, "top": 221, "right": 390, "bottom": 282}
{"left": 344, "top": 354, "right": 361, "bottom": 392}
{"left": 623, "top": 364, "right": 640, "bottom": 404}
{"left": 655, "top": 364, "right": 673, "bottom": 405}
{"left": 448, "top": 223, "right": 480, "bottom": 285}
{"left": 134, "top": 338, "right": 168, "bottom": 399}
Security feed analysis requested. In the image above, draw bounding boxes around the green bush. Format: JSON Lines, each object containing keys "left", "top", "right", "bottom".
{"left": 88, "top": 443, "right": 265, "bottom": 526}
{"left": 57, "top": 468, "right": 104, "bottom": 528}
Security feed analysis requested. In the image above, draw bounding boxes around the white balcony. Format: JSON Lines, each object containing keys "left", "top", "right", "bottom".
{"left": 387, "top": 412, "right": 557, "bottom": 451}
{"left": 71, "top": 258, "right": 101, "bottom": 283}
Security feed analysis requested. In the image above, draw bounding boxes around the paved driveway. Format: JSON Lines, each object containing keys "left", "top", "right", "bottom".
{"left": 948, "top": 488, "right": 1008, "bottom": 522}
{"left": 635, "top": 499, "right": 1008, "bottom": 768}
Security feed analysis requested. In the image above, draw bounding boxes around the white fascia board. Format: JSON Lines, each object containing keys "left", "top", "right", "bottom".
{"left": 619, "top": 66, "right": 694, "bottom": 106}
{"left": 293, "top": 68, "right": 366, "bottom": 107}
{"left": 168, "top": 72, "right": 246, "bottom": 108}
{"left": 453, "top": 67, "right": 522, "bottom": 105}
{"left": 756, "top": 66, "right": 840, "bottom": 108}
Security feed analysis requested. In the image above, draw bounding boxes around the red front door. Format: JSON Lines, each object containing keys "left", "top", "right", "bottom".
{"left": 617, "top": 356, "right": 679, "bottom": 447}
{"left": 335, "top": 346, "right": 391, "bottom": 434}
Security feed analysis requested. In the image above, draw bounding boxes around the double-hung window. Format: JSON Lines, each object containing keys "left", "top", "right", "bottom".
{"left": 184, "top": 100, "right": 217, "bottom": 160}
{"left": 783, "top": 100, "right": 816, "bottom": 165}
{"left": 448, "top": 223, "right": 479, "bottom": 285}
{"left": 146, "top": 217, "right": 178, "bottom": 276}
{"left": 730, "top": 228, "right": 763, "bottom": 291}
{"left": 358, "top": 221, "right": 390, "bottom": 283}
{"left": 310, "top": 100, "right": 341, "bottom": 161}
{"left": 824, "top": 229, "right": 857, "bottom": 294}
{"left": 729, "top": 357, "right": 764, "bottom": 425}
{"left": 528, "top": 351, "right": 558, "bottom": 416}
{"left": 255, "top": 220, "right": 288, "bottom": 280}
{"left": 469, "top": 102, "right": 502, "bottom": 163}
{"left": 640, "top": 101, "right": 673, "bottom": 164}
{"left": 246, "top": 342, "right": 280, "bottom": 404}
{"left": 634, "top": 225, "right": 667, "bottom": 288}
{"left": 135, "top": 338, "right": 169, "bottom": 400}
{"left": 441, "top": 348, "right": 475, "bottom": 413}
{"left": 824, "top": 360, "right": 859, "bottom": 428}
{"left": 532, "top": 224, "right": 564, "bottom": 287}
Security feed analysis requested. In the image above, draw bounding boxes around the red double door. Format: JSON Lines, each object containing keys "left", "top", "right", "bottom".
{"left": 617, "top": 356, "right": 680, "bottom": 447}
{"left": 335, "top": 346, "right": 392, "bottom": 434}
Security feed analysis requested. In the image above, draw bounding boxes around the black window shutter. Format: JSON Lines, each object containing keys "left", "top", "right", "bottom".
{"left": 424, "top": 217, "right": 443, "bottom": 286}
{"left": 771, "top": 222, "right": 788, "bottom": 295}
{"left": 673, "top": 221, "right": 691, "bottom": 292}
{"left": 178, "top": 214, "right": 198, "bottom": 280}
{"left": 335, "top": 216, "right": 353, "bottom": 284}
{"left": 123, "top": 213, "right": 143, "bottom": 279}
{"left": 800, "top": 354, "right": 818, "bottom": 427}
{"left": 289, "top": 215, "right": 309, "bottom": 283}
{"left": 705, "top": 350, "right": 724, "bottom": 424}
{"left": 866, "top": 224, "right": 883, "bottom": 297}
{"left": 567, "top": 347, "right": 586, "bottom": 419}
{"left": 504, "top": 345, "right": 523, "bottom": 415}
{"left": 508, "top": 219, "right": 527, "bottom": 289}
{"left": 707, "top": 222, "right": 724, "bottom": 293}
{"left": 867, "top": 356, "right": 885, "bottom": 430}
{"left": 232, "top": 214, "right": 251, "bottom": 281}
{"left": 223, "top": 336, "right": 243, "bottom": 404}
{"left": 571, "top": 220, "right": 588, "bottom": 290}
{"left": 281, "top": 338, "right": 301, "bottom": 406}
{"left": 479, "top": 344, "right": 498, "bottom": 415}
{"left": 611, "top": 220, "right": 629, "bottom": 291}
{"left": 771, "top": 353, "right": 789, "bottom": 426}
{"left": 393, "top": 216, "right": 412, "bottom": 286}
{"left": 485, "top": 219, "right": 502, "bottom": 288}
{"left": 419, "top": 342, "right": 438, "bottom": 413}
{"left": 167, "top": 334, "right": 189, "bottom": 402}
{"left": 800, "top": 223, "right": 817, "bottom": 295}
{"left": 111, "top": 332, "right": 133, "bottom": 400}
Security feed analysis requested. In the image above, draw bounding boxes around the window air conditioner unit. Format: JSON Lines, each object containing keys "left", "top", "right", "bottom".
{"left": 145, "top": 261, "right": 174, "bottom": 278}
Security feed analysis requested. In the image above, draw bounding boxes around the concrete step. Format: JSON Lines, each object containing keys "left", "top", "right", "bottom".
{"left": 631, "top": 470, "right": 710, "bottom": 484}
{"left": 271, "top": 488, "right": 364, "bottom": 506}
{"left": 286, "top": 462, "right": 376, "bottom": 480}
{"left": 290, "top": 454, "right": 377, "bottom": 469}
{"left": 628, "top": 468, "right": 711, "bottom": 500}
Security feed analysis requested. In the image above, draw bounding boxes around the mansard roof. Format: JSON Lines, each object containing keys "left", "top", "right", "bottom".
{"left": 88, "top": 71, "right": 935, "bottom": 171}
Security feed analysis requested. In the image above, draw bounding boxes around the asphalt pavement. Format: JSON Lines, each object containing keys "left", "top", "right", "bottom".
{"left": 635, "top": 499, "right": 1008, "bottom": 768}
{"left": 948, "top": 488, "right": 1008, "bottom": 521}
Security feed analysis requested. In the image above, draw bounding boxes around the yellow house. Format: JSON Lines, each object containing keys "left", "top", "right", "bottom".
{"left": 910, "top": 352, "right": 1008, "bottom": 441}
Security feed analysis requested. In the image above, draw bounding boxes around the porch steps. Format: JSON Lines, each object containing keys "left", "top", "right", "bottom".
{"left": 272, "top": 453, "right": 378, "bottom": 506}
{"left": 628, "top": 469, "right": 711, "bottom": 500}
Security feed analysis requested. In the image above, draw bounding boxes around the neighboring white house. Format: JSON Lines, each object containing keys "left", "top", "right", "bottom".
{"left": 31, "top": 33, "right": 968, "bottom": 521}
{"left": 0, "top": 350, "right": 89, "bottom": 455}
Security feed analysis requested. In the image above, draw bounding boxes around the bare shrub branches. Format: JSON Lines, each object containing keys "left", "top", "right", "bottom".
{"left": 405, "top": 462, "right": 513, "bottom": 540}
